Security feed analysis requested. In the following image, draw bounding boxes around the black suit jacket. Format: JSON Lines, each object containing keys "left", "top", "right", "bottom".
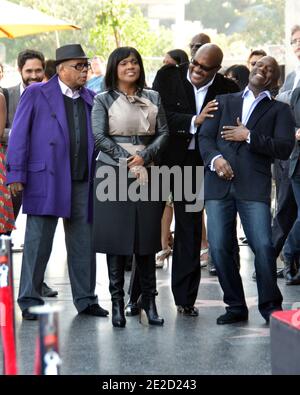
{"left": 152, "top": 63, "right": 239, "bottom": 166}
{"left": 289, "top": 87, "right": 300, "bottom": 178}
{"left": 199, "top": 91, "right": 295, "bottom": 204}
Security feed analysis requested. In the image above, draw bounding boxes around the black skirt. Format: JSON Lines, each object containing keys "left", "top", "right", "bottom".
{"left": 92, "top": 161, "right": 165, "bottom": 255}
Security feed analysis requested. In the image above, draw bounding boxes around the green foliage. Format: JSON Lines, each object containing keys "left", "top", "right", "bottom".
{"left": 186, "top": 0, "right": 285, "bottom": 46}
{"left": 240, "top": 1, "right": 285, "bottom": 46}
{"left": 2, "top": 0, "right": 172, "bottom": 65}
{"left": 89, "top": 0, "right": 172, "bottom": 58}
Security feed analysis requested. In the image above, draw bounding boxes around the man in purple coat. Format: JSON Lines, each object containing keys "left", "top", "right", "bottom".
{"left": 6, "top": 44, "right": 108, "bottom": 320}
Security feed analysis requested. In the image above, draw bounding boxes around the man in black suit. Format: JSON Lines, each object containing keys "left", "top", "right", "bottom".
{"left": 270, "top": 26, "right": 300, "bottom": 272}
{"left": 152, "top": 44, "right": 239, "bottom": 316}
{"left": 199, "top": 56, "right": 295, "bottom": 325}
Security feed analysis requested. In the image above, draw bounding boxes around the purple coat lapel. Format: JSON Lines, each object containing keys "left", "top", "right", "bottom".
{"left": 41, "top": 76, "right": 70, "bottom": 147}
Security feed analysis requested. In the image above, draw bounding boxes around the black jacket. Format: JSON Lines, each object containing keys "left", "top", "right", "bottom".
{"left": 199, "top": 91, "right": 295, "bottom": 204}
{"left": 152, "top": 63, "right": 239, "bottom": 166}
{"left": 91, "top": 89, "right": 169, "bottom": 166}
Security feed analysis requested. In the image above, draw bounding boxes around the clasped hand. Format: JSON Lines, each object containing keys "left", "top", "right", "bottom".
{"left": 127, "top": 155, "right": 147, "bottom": 185}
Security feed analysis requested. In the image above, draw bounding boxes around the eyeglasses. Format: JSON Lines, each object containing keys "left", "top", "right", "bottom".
{"left": 67, "top": 62, "right": 91, "bottom": 71}
{"left": 189, "top": 43, "right": 204, "bottom": 49}
{"left": 291, "top": 38, "right": 300, "bottom": 46}
{"left": 190, "top": 58, "right": 220, "bottom": 72}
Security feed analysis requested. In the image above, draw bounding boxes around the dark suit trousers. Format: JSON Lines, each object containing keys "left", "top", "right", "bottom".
{"left": 206, "top": 186, "right": 283, "bottom": 318}
{"left": 17, "top": 181, "right": 98, "bottom": 312}
{"left": 171, "top": 150, "right": 202, "bottom": 307}
{"left": 272, "top": 160, "right": 297, "bottom": 256}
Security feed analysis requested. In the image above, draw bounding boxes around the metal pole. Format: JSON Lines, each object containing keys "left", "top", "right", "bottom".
{"left": 30, "top": 305, "right": 62, "bottom": 375}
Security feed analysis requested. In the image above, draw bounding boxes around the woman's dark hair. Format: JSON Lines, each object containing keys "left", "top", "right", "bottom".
{"left": 105, "top": 47, "right": 145, "bottom": 91}
{"left": 167, "top": 49, "right": 189, "bottom": 65}
{"left": 225, "top": 64, "right": 250, "bottom": 91}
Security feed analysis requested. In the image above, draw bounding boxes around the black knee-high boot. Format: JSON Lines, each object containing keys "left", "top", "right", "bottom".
{"left": 107, "top": 255, "right": 126, "bottom": 328}
{"left": 125, "top": 255, "right": 141, "bottom": 316}
{"left": 135, "top": 254, "right": 164, "bottom": 326}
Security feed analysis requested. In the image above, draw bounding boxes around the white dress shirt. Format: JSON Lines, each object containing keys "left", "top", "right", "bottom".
{"left": 210, "top": 86, "right": 272, "bottom": 171}
{"left": 20, "top": 83, "right": 25, "bottom": 96}
{"left": 58, "top": 78, "right": 81, "bottom": 99}
{"left": 187, "top": 70, "right": 215, "bottom": 149}
{"left": 241, "top": 86, "right": 271, "bottom": 125}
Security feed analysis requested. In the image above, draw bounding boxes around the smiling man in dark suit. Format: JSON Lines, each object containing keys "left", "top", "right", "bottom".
{"left": 152, "top": 44, "right": 239, "bottom": 316}
{"left": 199, "top": 56, "right": 295, "bottom": 325}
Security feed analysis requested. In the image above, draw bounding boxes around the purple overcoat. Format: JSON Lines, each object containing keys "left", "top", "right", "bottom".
{"left": 6, "top": 75, "right": 96, "bottom": 218}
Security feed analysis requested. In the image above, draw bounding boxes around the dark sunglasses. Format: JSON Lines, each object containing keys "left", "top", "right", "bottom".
{"left": 190, "top": 58, "right": 220, "bottom": 72}
{"left": 68, "top": 62, "right": 91, "bottom": 71}
{"left": 189, "top": 43, "right": 203, "bottom": 49}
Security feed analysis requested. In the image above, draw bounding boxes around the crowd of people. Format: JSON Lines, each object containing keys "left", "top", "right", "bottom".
{"left": 0, "top": 27, "right": 300, "bottom": 329}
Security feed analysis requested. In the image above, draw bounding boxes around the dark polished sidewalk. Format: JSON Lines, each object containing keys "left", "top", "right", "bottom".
{"left": 1, "top": 217, "right": 300, "bottom": 375}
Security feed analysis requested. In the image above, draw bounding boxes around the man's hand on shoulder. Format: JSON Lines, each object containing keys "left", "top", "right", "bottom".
{"left": 221, "top": 118, "right": 250, "bottom": 142}
{"left": 8, "top": 182, "right": 24, "bottom": 197}
{"left": 195, "top": 100, "right": 219, "bottom": 127}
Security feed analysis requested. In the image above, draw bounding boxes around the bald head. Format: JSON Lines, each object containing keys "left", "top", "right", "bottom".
{"left": 194, "top": 44, "right": 224, "bottom": 67}
{"left": 189, "top": 44, "right": 223, "bottom": 89}
{"left": 189, "top": 33, "right": 211, "bottom": 57}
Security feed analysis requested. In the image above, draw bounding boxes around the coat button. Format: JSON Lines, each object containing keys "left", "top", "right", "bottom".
{"left": 51, "top": 113, "right": 56, "bottom": 118}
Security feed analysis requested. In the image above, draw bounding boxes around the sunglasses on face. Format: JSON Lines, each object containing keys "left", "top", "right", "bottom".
{"left": 67, "top": 62, "right": 91, "bottom": 71}
{"left": 189, "top": 43, "right": 203, "bottom": 49}
{"left": 190, "top": 58, "right": 220, "bottom": 72}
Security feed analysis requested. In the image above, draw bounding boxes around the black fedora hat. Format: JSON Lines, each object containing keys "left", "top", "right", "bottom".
{"left": 55, "top": 44, "right": 88, "bottom": 65}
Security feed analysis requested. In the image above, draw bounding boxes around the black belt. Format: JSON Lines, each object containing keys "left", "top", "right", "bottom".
{"left": 111, "top": 135, "right": 153, "bottom": 145}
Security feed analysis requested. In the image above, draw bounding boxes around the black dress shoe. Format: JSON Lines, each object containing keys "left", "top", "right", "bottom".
{"left": 22, "top": 308, "right": 38, "bottom": 321}
{"left": 177, "top": 305, "right": 199, "bottom": 317}
{"left": 41, "top": 282, "right": 58, "bottom": 297}
{"left": 125, "top": 301, "right": 139, "bottom": 317}
{"left": 262, "top": 308, "right": 282, "bottom": 324}
{"left": 80, "top": 304, "right": 109, "bottom": 317}
{"left": 217, "top": 311, "right": 248, "bottom": 325}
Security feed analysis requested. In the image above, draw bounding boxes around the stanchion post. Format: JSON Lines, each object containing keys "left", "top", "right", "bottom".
{"left": 30, "top": 305, "right": 62, "bottom": 375}
{"left": 0, "top": 236, "right": 17, "bottom": 375}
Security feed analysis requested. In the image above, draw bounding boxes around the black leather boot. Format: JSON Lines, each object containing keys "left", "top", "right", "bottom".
{"left": 125, "top": 300, "right": 139, "bottom": 316}
{"left": 284, "top": 260, "right": 295, "bottom": 285}
{"left": 107, "top": 255, "right": 126, "bottom": 327}
{"left": 125, "top": 255, "right": 141, "bottom": 316}
{"left": 290, "top": 269, "right": 300, "bottom": 285}
{"left": 138, "top": 295, "right": 164, "bottom": 326}
{"left": 135, "top": 254, "right": 164, "bottom": 326}
{"left": 112, "top": 300, "right": 126, "bottom": 328}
